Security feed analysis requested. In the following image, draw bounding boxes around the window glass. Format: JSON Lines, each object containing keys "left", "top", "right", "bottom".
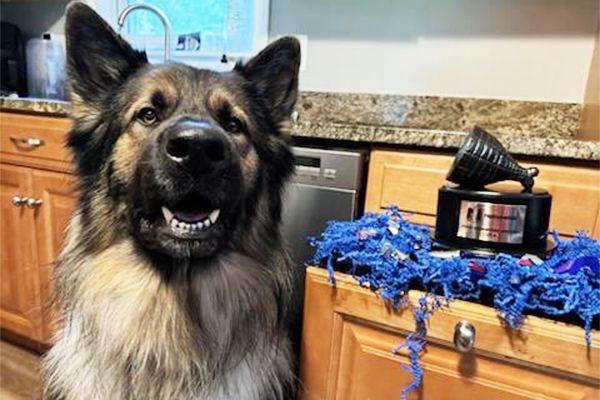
{"left": 122, "top": 0, "right": 256, "bottom": 54}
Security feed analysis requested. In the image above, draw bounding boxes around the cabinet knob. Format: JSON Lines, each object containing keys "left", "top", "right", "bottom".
{"left": 25, "top": 198, "right": 43, "bottom": 209}
{"left": 10, "top": 136, "right": 45, "bottom": 148}
{"left": 454, "top": 320, "right": 476, "bottom": 353}
{"left": 11, "top": 196, "right": 28, "bottom": 207}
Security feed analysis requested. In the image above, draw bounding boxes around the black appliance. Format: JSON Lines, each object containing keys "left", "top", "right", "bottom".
{"left": 1, "top": 22, "right": 27, "bottom": 96}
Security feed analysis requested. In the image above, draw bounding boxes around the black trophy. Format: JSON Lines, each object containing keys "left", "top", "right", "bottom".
{"left": 447, "top": 126, "right": 540, "bottom": 191}
{"left": 435, "top": 126, "right": 552, "bottom": 254}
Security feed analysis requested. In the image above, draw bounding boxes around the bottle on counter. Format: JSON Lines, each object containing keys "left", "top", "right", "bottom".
{"left": 26, "top": 33, "right": 66, "bottom": 100}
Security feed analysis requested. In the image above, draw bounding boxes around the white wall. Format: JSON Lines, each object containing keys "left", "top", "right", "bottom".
{"left": 1, "top": 0, "right": 69, "bottom": 40}
{"left": 269, "top": 0, "right": 599, "bottom": 103}
{"left": 2, "top": 0, "right": 597, "bottom": 103}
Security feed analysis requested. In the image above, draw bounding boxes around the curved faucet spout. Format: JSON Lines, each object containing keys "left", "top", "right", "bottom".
{"left": 117, "top": 3, "right": 172, "bottom": 63}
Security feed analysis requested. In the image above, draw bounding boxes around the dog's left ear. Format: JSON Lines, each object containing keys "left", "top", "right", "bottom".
{"left": 65, "top": 2, "right": 147, "bottom": 105}
{"left": 235, "top": 37, "right": 301, "bottom": 123}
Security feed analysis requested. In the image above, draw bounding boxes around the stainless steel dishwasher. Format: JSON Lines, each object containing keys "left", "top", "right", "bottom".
{"left": 281, "top": 146, "right": 366, "bottom": 349}
{"left": 281, "top": 146, "right": 366, "bottom": 267}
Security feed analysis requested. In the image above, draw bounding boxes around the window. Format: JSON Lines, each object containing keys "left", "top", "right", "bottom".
{"left": 97, "top": 0, "right": 270, "bottom": 67}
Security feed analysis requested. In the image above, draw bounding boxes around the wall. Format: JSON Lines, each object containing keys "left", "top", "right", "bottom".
{"left": 1, "top": 0, "right": 597, "bottom": 103}
{"left": 1, "top": 0, "right": 69, "bottom": 40}
{"left": 580, "top": 29, "right": 600, "bottom": 140}
{"left": 269, "top": 0, "right": 599, "bottom": 103}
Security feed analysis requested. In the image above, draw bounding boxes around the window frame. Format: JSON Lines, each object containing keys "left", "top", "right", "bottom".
{"left": 93, "top": 0, "right": 270, "bottom": 67}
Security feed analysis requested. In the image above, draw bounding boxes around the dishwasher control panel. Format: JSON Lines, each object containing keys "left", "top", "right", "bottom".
{"left": 295, "top": 155, "right": 321, "bottom": 178}
{"left": 292, "top": 147, "right": 364, "bottom": 190}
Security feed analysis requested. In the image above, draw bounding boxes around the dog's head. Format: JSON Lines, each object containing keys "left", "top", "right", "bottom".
{"left": 65, "top": 4, "right": 299, "bottom": 261}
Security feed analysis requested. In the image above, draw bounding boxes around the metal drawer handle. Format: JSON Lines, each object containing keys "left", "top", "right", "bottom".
{"left": 25, "top": 198, "right": 43, "bottom": 208}
{"left": 11, "top": 195, "right": 28, "bottom": 207}
{"left": 10, "top": 136, "right": 45, "bottom": 148}
{"left": 453, "top": 320, "right": 476, "bottom": 353}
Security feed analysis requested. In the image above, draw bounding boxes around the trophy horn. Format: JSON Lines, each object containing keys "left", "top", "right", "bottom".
{"left": 447, "top": 126, "right": 539, "bottom": 191}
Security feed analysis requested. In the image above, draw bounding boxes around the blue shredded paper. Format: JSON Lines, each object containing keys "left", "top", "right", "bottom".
{"left": 310, "top": 206, "right": 600, "bottom": 399}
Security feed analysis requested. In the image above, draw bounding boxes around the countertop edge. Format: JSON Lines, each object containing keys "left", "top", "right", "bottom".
{"left": 292, "top": 121, "right": 600, "bottom": 162}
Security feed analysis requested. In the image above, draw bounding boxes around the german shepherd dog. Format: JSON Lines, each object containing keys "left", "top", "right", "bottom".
{"left": 42, "top": 3, "right": 300, "bottom": 399}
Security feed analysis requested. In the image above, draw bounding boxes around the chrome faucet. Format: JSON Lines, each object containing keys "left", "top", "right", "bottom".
{"left": 117, "top": 3, "right": 172, "bottom": 63}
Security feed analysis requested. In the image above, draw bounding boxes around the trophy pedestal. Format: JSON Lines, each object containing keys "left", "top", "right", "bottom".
{"left": 435, "top": 185, "right": 552, "bottom": 254}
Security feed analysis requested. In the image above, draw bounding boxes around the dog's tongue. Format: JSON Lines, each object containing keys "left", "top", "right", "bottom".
{"left": 161, "top": 206, "right": 210, "bottom": 223}
{"left": 174, "top": 210, "right": 211, "bottom": 222}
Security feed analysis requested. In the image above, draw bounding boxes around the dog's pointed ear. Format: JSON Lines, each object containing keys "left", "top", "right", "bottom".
{"left": 235, "top": 37, "right": 301, "bottom": 123}
{"left": 65, "top": 2, "right": 147, "bottom": 103}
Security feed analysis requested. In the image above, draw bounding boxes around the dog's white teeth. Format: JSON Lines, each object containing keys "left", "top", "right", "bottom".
{"left": 162, "top": 206, "right": 174, "bottom": 223}
{"left": 167, "top": 212, "right": 217, "bottom": 235}
{"left": 209, "top": 209, "right": 220, "bottom": 224}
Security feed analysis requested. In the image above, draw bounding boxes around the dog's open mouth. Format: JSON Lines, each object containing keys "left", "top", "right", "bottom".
{"left": 160, "top": 193, "right": 221, "bottom": 239}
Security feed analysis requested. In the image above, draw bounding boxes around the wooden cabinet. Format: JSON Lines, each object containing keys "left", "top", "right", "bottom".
{"left": 0, "top": 112, "right": 75, "bottom": 346}
{"left": 365, "top": 149, "right": 600, "bottom": 238}
{"left": 0, "top": 164, "right": 39, "bottom": 342}
{"left": 364, "top": 150, "right": 452, "bottom": 226}
{"left": 300, "top": 267, "right": 600, "bottom": 400}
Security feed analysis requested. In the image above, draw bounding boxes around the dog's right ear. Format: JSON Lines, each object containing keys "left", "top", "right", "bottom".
{"left": 65, "top": 2, "right": 147, "bottom": 104}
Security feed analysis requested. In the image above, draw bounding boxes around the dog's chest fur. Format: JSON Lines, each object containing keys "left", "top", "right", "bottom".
{"left": 44, "top": 234, "right": 293, "bottom": 400}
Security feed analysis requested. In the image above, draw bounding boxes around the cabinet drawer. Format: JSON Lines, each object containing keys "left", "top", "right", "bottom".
{"left": 365, "top": 149, "right": 600, "bottom": 238}
{"left": 0, "top": 112, "right": 72, "bottom": 166}
{"left": 300, "top": 267, "right": 600, "bottom": 400}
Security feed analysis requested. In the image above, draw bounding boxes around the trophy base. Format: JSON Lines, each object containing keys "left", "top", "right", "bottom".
{"left": 434, "top": 184, "right": 552, "bottom": 255}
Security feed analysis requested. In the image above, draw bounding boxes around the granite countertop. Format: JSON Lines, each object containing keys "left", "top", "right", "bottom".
{"left": 0, "top": 96, "right": 70, "bottom": 116}
{"left": 1, "top": 94, "right": 598, "bottom": 161}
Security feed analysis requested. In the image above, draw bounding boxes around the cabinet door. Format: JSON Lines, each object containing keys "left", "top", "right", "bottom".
{"left": 364, "top": 149, "right": 452, "bottom": 226}
{"left": 0, "top": 164, "right": 41, "bottom": 341}
{"left": 31, "top": 169, "right": 76, "bottom": 344}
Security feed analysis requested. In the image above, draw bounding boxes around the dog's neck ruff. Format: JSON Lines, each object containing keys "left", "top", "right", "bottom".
{"left": 43, "top": 231, "right": 294, "bottom": 400}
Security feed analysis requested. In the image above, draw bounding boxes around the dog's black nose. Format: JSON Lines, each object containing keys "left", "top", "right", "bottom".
{"left": 163, "top": 119, "right": 230, "bottom": 173}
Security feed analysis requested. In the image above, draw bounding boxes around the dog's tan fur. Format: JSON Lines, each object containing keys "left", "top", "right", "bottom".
{"left": 45, "top": 214, "right": 294, "bottom": 399}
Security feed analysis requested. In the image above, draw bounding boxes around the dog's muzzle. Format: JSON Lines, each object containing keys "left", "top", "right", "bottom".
{"left": 142, "top": 117, "right": 237, "bottom": 240}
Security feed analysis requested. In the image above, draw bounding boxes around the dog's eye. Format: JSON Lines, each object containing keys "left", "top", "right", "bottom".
{"left": 223, "top": 117, "right": 243, "bottom": 133}
{"left": 137, "top": 107, "right": 159, "bottom": 125}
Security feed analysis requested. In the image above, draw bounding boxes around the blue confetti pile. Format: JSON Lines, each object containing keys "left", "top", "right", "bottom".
{"left": 310, "top": 206, "right": 600, "bottom": 399}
